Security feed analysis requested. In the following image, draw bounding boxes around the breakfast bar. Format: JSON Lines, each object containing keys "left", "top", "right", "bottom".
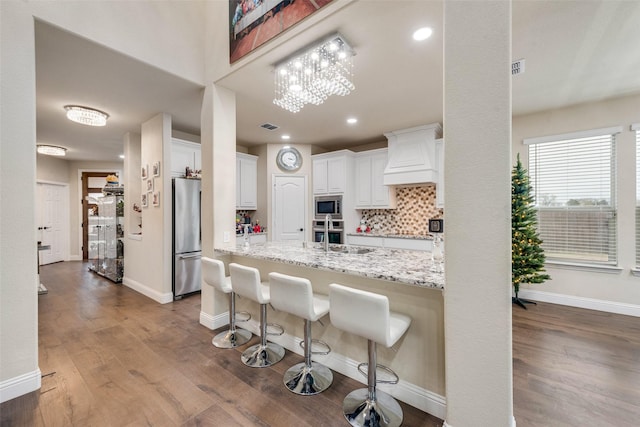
{"left": 211, "top": 242, "right": 446, "bottom": 418}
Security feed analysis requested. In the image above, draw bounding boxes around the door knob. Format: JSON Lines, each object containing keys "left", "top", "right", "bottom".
{"left": 299, "top": 228, "right": 303, "bottom": 232}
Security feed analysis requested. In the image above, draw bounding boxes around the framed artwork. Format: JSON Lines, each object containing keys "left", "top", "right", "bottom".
{"left": 229, "top": 0, "right": 334, "bottom": 63}
{"left": 152, "top": 161, "right": 161, "bottom": 177}
{"left": 141, "top": 164, "right": 148, "bottom": 179}
{"left": 146, "top": 179, "right": 154, "bottom": 192}
{"left": 152, "top": 191, "right": 160, "bottom": 207}
{"left": 141, "top": 193, "right": 148, "bottom": 208}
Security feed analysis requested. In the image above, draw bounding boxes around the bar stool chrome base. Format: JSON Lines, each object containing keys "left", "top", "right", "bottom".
{"left": 343, "top": 388, "right": 403, "bottom": 427}
{"left": 283, "top": 361, "right": 333, "bottom": 395}
{"left": 212, "top": 328, "right": 252, "bottom": 349}
{"left": 241, "top": 342, "right": 285, "bottom": 368}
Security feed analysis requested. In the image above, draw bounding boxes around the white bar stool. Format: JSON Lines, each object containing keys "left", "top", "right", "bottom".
{"left": 269, "top": 272, "right": 333, "bottom": 395}
{"left": 329, "top": 283, "right": 411, "bottom": 427}
{"left": 201, "top": 257, "right": 252, "bottom": 348}
{"left": 229, "top": 263, "right": 285, "bottom": 368}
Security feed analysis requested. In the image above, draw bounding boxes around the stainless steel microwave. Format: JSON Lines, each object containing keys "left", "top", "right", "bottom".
{"left": 314, "top": 195, "right": 342, "bottom": 219}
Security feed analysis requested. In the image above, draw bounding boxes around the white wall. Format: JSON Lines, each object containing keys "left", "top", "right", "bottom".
{"left": 36, "top": 154, "right": 70, "bottom": 183}
{"left": 514, "top": 93, "right": 640, "bottom": 312}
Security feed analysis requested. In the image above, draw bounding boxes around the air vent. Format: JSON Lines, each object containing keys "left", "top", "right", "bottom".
{"left": 512, "top": 59, "right": 525, "bottom": 76}
{"left": 260, "top": 123, "right": 279, "bottom": 131}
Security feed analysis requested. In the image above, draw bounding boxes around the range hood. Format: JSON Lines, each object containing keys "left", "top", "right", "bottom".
{"left": 383, "top": 123, "right": 443, "bottom": 186}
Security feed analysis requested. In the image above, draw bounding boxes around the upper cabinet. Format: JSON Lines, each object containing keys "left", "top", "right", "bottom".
{"left": 312, "top": 150, "right": 353, "bottom": 194}
{"left": 355, "top": 148, "right": 396, "bottom": 209}
{"left": 171, "top": 138, "right": 201, "bottom": 177}
{"left": 236, "top": 153, "right": 257, "bottom": 210}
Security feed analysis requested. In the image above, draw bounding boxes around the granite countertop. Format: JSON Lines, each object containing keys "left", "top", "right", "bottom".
{"left": 345, "top": 232, "right": 435, "bottom": 240}
{"left": 215, "top": 241, "right": 444, "bottom": 290}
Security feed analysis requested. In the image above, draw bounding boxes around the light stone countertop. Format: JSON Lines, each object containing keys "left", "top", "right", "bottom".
{"left": 215, "top": 241, "right": 444, "bottom": 290}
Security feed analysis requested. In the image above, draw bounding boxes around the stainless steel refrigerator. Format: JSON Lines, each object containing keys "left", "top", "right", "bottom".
{"left": 172, "top": 178, "right": 201, "bottom": 299}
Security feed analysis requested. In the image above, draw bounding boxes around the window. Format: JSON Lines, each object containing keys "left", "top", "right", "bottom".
{"left": 634, "top": 123, "right": 640, "bottom": 267}
{"left": 525, "top": 127, "right": 622, "bottom": 265}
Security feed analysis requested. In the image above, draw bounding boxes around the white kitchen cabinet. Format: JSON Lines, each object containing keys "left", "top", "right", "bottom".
{"left": 355, "top": 148, "right": 396, "bottom": 208}
{"left": 312, "top": 151, "right": 352, "bottom": 194}
{"left": 346, "top": 234, "right": 432, "bottom": 251}
{"left": 171, "top": 138, "right": 201, "bottom": 177}
{"left": 236, "top": 153, "right": 257, "bottom": 210}
{"left": 346, "top": 234, "right": 384, "bottom": 247}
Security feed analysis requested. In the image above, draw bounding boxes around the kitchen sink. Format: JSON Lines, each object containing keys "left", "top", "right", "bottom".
{"left": 329, "top": 246, "right": 374, "bottom": 255}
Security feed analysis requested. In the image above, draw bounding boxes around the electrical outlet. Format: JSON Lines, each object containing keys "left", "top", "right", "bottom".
{"left": 223, "top": 231, "right": 230, "bottom": 243}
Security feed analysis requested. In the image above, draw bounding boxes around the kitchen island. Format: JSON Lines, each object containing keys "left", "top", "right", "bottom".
{"left": 206, "top": 242, "right": 446, "bottom": 418}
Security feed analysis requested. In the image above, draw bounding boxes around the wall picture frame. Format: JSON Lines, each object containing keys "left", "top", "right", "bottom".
{"left": 141, "top": 164, "right": 148, "bottom": 179}
{"left": 141, "top": 193, "right": 148, "bottom": 208}
{"left": 146, "top": 179, "right": 154, "bottom": 192}
{"left": 152, "top": 191, "right": 160, "bottom": 207}
{"left": 152, "top": 161, "right": 161, "bottom": 177}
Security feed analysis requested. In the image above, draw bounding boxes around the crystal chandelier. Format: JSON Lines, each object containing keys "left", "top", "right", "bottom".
{"left": 273, "top": 34, "right": 355, "bottom": 113}
{"left": 64, "top": 105, "right": 109, "bottom": 126}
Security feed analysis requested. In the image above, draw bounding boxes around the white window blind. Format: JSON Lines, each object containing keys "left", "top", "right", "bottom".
{"left": 525, "top": 127, "right": 620, "bottom": 265}
{"left": 634, "top": 124, "right": 640, "bottom": 266}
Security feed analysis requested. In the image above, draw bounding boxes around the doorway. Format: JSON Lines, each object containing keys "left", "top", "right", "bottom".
{"left": 272, "top": 175, "right": 308, "bottom": 242}
{"left": 36, "top": 182, "right": 69, "bottom": 265}
{"left": 82, "top": 171, "right": 116, "bottom": 260}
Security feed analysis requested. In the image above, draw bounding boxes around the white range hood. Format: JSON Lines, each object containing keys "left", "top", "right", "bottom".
{"left": 383, "top": 123, "right": 443, "bottom": 186}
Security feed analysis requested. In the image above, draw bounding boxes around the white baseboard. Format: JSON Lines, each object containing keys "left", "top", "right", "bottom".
{"left": 123, "top": 276, "right": 173, "bottom": 304}
{"left": 199, "top": 311, "right": 446, "bottom": 419}
{"left": 69, "top": 255, "right": 82, "bottom": 261}
{"left": 518, "top": 289, "right": 640, "bottom": 317}
{"left": 444, "top": 414, "right": 516, "bottom": 427}
{"left": 0, "top": 369, "right": 41, "bottom": 403}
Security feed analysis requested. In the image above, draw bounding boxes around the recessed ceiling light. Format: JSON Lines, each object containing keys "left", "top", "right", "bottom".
{"left": 347, "top": 117, "right": 358, "bottom": 124}
{"left": 281, "top": 135, "right": 291, "bottom": 140}
{"left": 64, "top": 105, "right": 109, "bottom": 126}
{"left": 37, "top": 145, "right": 67, "bottom": 156}
{"left": 413, "top": 27, "right": 433, "bottom": 41}
{"left": 119, "top": 154, "right": 125, "bottom": 159}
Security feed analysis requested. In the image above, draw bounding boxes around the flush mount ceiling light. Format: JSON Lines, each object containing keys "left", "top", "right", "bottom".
{"left": 413, "top": 27, "right": 433, "bottom": 41}
{"left": 273, "top": 33, "right": 355, "bottom": 113}
{"left": 37, "top": 145, "right": 67, "bottom": 156}
{"left": 64, "top": 105, "right": 109, "bottom": 126}
{"left": 347, "top": 117, "right": 358, "bottom": 124}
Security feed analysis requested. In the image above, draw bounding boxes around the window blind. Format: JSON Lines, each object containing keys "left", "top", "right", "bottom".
{"left": 634, "top": 124, "right": 640, "bottom": 266}
{"left": 526, "top": 129, "right": 618, "bottom": 265}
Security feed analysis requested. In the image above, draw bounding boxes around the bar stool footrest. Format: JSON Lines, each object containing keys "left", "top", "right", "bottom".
{"left": 235, "top": 311, "right": 251, "bottom": 322}
{"left": 266, "top": 322, "right": 284, "bottom": 336}
{"left": 356, "top": 362, "right": 400, "bottom": 384}
{"left": 299, "top": 338, "right": 331, "bottom": 355}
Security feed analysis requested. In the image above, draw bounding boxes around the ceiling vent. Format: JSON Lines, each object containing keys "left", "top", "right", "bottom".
{"left": 512, "top": 59, "right": 525, "bottom": 76}
{"left": 260, "top": 123, "right": 279, "bottom": 131}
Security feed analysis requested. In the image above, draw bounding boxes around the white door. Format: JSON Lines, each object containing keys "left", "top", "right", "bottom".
{"left": 37, "top": 183, "right": 68, "bottom": 265}
{"left": 273, "top": 175, "right": 307, "bottom": 242}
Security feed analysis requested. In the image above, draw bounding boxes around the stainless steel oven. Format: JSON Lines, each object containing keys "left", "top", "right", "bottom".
{"left": 312, "top": 219, "right": 344, "bottom": 244}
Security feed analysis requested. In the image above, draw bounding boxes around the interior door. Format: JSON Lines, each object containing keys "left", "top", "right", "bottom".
{"left": 273, "top": 175, "right": 307, "bottom": 242}
{"left": 37, "top": 182, "right": 68, "bottom": 265}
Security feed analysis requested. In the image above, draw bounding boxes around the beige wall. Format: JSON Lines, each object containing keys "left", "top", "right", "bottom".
{"left": 36, "top": 154, "right": 70, "bottom": 183}
{"left": 513, "top": 93, "right": 640, "bottom": 307}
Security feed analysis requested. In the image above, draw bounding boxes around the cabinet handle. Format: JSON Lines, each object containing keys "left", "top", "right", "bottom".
{"left": 179, "top": 254, "right": 201, "bottom": 260}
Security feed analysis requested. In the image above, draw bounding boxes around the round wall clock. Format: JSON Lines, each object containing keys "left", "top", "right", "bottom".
{"left": 276, "top": 146, "right": 303, "bottom": 172}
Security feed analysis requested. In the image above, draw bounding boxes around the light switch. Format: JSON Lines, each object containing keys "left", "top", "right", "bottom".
{"left": 223, "top": 231, "right": 230, "bottom": 243}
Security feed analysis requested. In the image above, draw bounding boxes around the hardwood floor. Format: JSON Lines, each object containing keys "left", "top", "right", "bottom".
{"left": 1, "top": 262, "right": 441, "bottom": 427}
{"left": 2, "top": 262, "right": 639, "bottom": 426}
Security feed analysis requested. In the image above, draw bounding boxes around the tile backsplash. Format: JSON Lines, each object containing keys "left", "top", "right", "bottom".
{"left": 359, "top": 185, "right": 443, "bottom": 235}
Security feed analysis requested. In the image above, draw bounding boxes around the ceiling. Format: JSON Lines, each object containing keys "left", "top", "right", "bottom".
{"left": 35, "top": 1, "right": 640, "bottom": 162}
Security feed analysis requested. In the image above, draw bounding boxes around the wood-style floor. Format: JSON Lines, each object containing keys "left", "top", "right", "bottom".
{"left": 1, "top": 262, "right": 441, "bottom": 427}
{"left": 2, "top": 262, "right": 639, "bottom": 426}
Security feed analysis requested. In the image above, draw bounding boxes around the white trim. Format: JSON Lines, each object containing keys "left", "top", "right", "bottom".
{"left": 631, "top": 268, "right": 640, "bottom": 277}
{"left": 128, "top": 234, "right": 142, "bottom": 241}
{"left": 202, "top": 314, "right": 446, "bottom": 419}
{"left": 631, "top": 123, "right": 640, "bottom": 131}
{"left": 122, "top": 276, "right": 173, "bottom": 304}
{"left": 444, "top": 415, "right": 516, "bottom": 427}
{"left": 545, "top": 261, "right": 623, "bottom": 274}
{"left": 36, "top": 179, "right": 68, "bottom": 186}
{"left": 523, "top": 126, "right": 623, "bottom": 145}
{"left": 0, "top": 369, "right": 41, "bottom": 403}
{"left": 518, "top": 289, "right": 640, "bottom": 317}
{"left": 69, "top": 255, "right": 82, "bottom": 261}
{"left": 199, "top": 310, "right": 229, "bottom": 330}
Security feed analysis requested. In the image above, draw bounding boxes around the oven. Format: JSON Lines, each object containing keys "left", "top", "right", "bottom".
{"left": 312, "top": 219, "right": 344, "bottom": 244}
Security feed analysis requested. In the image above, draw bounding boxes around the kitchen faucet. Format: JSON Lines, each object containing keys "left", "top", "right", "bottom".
{"left": 324, "top": 214, "right": 332, "bottom": 252}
